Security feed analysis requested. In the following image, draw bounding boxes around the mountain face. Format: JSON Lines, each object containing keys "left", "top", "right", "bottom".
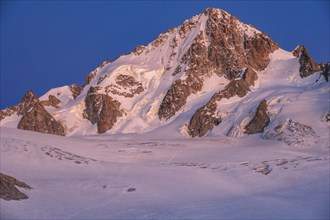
{"left": 1, "top": 8, "right": 328, "bottom": 143}
{"left": 10, "top": 91, "right": 65, "bottom": 136}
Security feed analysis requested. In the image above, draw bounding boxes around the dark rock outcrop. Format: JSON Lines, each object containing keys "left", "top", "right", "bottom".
{"left": 69, "top": 84, "right": 83, "bottom": 99}
{"left": 17, "top": 90, "right": 39, "bottom": 115}
{"left": 293, "top": 45, "right": 320, "bottom": 77}
{"left": 159, "top": 8, "right": 278, "bottom": 121}
{"left": 187, "top": 103, "right": 221, "bottom": 138}
{"left": 0, "top": 105, "right": 19, "bottom": 121}
{"left": 83, "top": 86, "right": 122, "bottom": 134}
{"left": 1, "top": 91, "right": 65, "bottom": 136}
{"left": 245, "top": 99, "right": 270, "bottom": 134}
{"left": 18, "top": 102, "right": 66, "bottom": 136}
{"left": 244, "top": 34, "right": 279, "bottom": 71}
{"left": 159, "top": 79, "right": 191, "bottom": 120}
{"left": 0, "top": 172, "right": 32, "bottom": 201}
{"left": 188, "top": 78, "right": 250, "bottom": 137}
{"left": 17, "top": 91, "right": 65, "bottom": 136}
{"left": 97, "top": 95, "right": 122, "bottom": 134}
{"left": 178, "top": 14, "right": 201, "bottom": 39}
{"left": 159, "top": 32, "right": 208, "bottom": 120}
{"left": 115, "top": 75, "right": 143, "bottom": 91}
{"left": 105, "top": 74, "right": 144, "bottom": 98}
{"left": 0, "top": 90, "right": 38, "bottom": 121}
{"left": 242, "top": 67, "right": 258, "bottom": 86}
{"left": 132, "top": 45, "right": 146, "bottom": 56}
{"left": 320, "top": 62, "right": 330, "bottom": 82}
{"left": 187, "top": 66, "right": 258, "bottom": 137}
{"left": 84, "top": 60, "right": 110, "bottom": 86}
{"left": 41, "top": 95, "right": 61, "bottom": 108}
{"left": 83, "top": 86, "right": 102, "bottom": 124}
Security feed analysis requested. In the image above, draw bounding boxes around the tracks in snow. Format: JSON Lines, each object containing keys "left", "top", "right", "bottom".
{"left": 1, "top": 138, "right": 98, "bottom": 165}
{"left": 165, "top": 156, "right": 329, "bottom": 175}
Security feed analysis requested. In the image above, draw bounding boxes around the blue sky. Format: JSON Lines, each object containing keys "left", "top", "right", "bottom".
{"left": 1, "top": 1, "right": 329, "bottom": 109}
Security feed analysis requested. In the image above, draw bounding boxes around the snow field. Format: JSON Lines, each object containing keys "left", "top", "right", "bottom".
{"left": 1, "top": 127, "right": 329, "bottom": 219}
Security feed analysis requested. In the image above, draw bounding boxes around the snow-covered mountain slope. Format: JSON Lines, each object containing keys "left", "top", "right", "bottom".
{"left": 1, "top": 8, "right": 329, "bottom": 219}
{"left": 0, "top": 8, "right": 328, "bottom": 146}
{"left": 1, "top": 127, "right": 329, "bottom": 219}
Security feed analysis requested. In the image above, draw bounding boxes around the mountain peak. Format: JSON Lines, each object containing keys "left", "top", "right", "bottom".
{"left": 21, "top": 90, "right": 38, "bottom": 103}
{"left": 204, "top": 7, "right": 230, "bottom": 17}
{"left": 292, "top": 45, "right": 320, "bottom": 77}
{"left": 0, "top": 9, "right": 327, "bottom": 138}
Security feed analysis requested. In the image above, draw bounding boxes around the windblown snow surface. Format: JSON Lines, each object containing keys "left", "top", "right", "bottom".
{"left": 1, "top": 118, "right": 329, "bottom": 220}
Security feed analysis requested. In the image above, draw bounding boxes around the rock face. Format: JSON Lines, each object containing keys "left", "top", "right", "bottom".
{"left": 245, "top": 99, "right": 270, "bottom": 134}
{"left": 17, "top": 90, "right": 39, "bottom": 115}
{"left": 16, "top": 91, "right": 66, "bottom": 136}
{"left": 41, "top": 95, "right": 61, "bottom": 108}
{"left": 1, "top": 91, "right": 39, "bottom": 121}
{"left": 159, "top": 79, "right": 191, "bottom": 120}
{"left": 188, "top": 68, "right": 256, "bottom": 137}
{"left": 188, "top": 79, "right": 249, "bottom": 137}
{"left": 84, "top": 60, "right": 111, "bottom": 86}
{"left": 158, "top": 8, "right": 278, "bottom": 121}
{"left": 293, "top": 45, "right": 320, "bottom": 77}
{"left": 18, "top": 102, "right": 65, "bottom": 136}
{"left": 105, "top": 74, "right": 144, "bottom": 98}
{"left": 320, "top": 62, "right": 330, "bottom": 82}
{"left": 243, "top": 67, "right": 258, "bottom": 86}
{"left": 83, "top": 86, "right": 122, "bottom": 134}
{"left": 0, "top": 91, "right": 38, "bottom": 121}
{"left": 262, "top": 119, "right": 317, "bottom": 147}
{"left": 69, "top": 84, "right": 84, "bottom": 99}
{"left": 0, "top": 172, "right": 32, "bottom": 201}
{"left": 0, "top": 105, "right": 19, "bottom": 121}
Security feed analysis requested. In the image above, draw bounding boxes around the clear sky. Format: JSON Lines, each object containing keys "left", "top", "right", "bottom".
{"left": 1, "top": 1, "right": 329, "bottom": 109}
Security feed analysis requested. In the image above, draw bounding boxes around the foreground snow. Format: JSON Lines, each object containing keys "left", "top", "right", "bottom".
{"left": 1, "top": 127, "right": 329, "bottom": 219}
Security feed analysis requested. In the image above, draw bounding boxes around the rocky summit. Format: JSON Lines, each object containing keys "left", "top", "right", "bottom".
{"left": 0, "top": 8, "right": 327, "bottom": 139}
